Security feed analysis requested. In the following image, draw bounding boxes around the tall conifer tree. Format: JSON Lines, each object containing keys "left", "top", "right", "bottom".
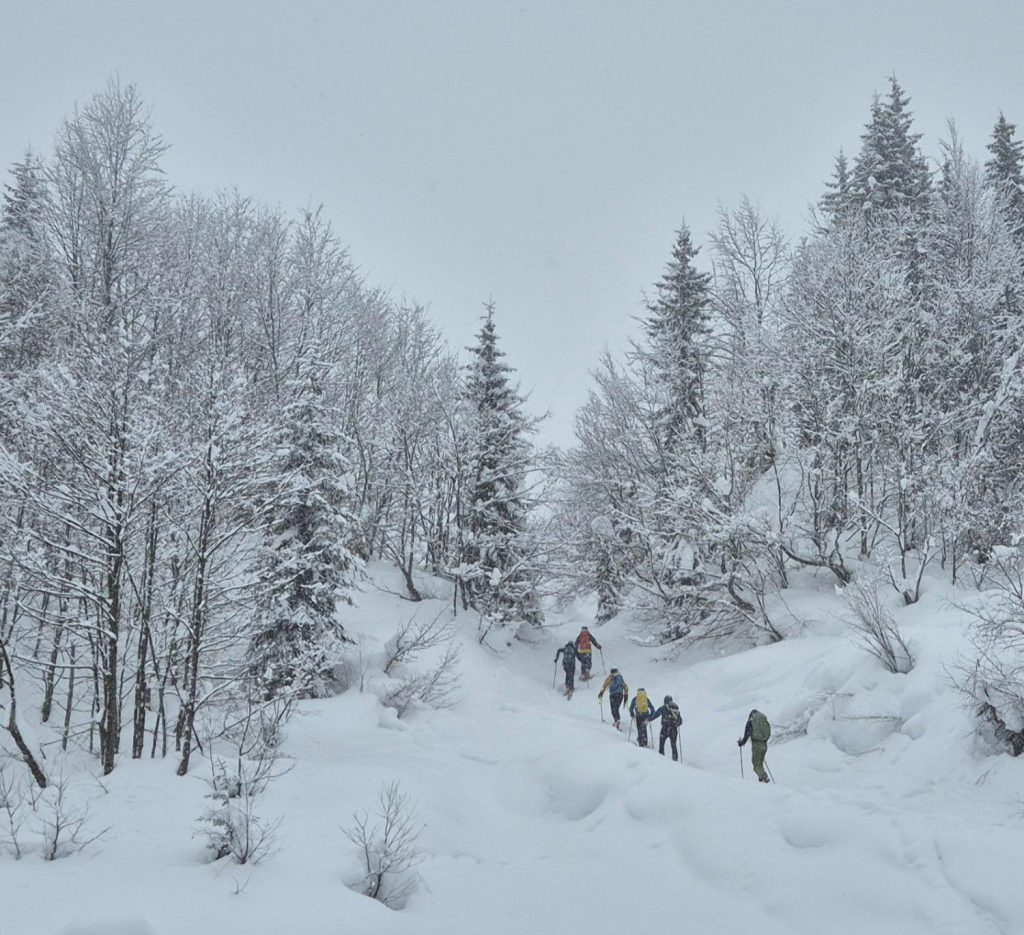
{"left": 985, "top": 112, "right": 1024, "bottom": 243}
{"left": 642, "top": 222, "right": 712, "bottom": 453}
{"left": 247, "top": 369, "right": 359, "bottom": 698}
{"left": 850, "top": 77, "right": 931, "bottom": 217}
{"left": 459, "top": 304, "right": 541, "bottom": 632}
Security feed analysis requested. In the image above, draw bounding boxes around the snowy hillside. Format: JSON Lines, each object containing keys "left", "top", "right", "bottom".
{"left": 5, "top": 563, "right": 1023, "bottom": 935}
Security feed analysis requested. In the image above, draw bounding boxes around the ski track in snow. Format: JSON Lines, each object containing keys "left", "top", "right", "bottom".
{"left": 5, "top": 564, "right": 1024, "bottom": 935}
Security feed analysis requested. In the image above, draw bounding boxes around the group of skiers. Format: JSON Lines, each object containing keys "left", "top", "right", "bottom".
{"left": 554, "top": 626, "right": 773, "bottom": 781}
{"left": 554, "top": 625, "right": 601, "bottom": 695}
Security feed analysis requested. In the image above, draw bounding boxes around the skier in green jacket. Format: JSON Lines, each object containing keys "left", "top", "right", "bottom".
{"left": 738, "top": 709, "right": 771, "bottom": 783}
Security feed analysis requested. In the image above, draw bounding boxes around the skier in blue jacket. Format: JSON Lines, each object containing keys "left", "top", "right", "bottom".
{"left": 598, "top": 668, "right": 628, "bottom": 729}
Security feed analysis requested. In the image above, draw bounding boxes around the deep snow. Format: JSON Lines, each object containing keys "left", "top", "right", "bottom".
{"left": 4, "top": 563, "right": 1024, "bottom": 935}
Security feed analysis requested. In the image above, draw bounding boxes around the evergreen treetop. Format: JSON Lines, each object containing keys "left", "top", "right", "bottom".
{"left": 985, "top": 112, "right": 1024, "bottom": 241}
{"left": 850, "top": 77, "right": 932, "bottom": 217}
{"left": 642, "top": 222, "right": 712, "bottom": 452}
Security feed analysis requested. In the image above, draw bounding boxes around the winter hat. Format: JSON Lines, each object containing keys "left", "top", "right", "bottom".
{"left": 610, "top": 668, "right": 619, "bottom": 674}
{"left": 664, "top": 695, "right": 673, "bottom": 704}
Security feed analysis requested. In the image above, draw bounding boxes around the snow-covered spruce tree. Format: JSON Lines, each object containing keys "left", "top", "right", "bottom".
{"left": 818, "top": 150, "right": 854, "bottom": 226}
{"left": 641, "top": 222, "right": 712, "bottom": 454}
{"left": 457, "top": 304, "right": 543, "bottom": 639}
{"left": 247, "top": 368, "right": 359, "bottom": 699}
{"left": 632, "top": 222, "right": 727, "bottom": 639}
{"left": 849, "top": 77, "right": 932, "bottom": 220}
{"left": 985, "top": 112, "right": 1024, "bottom": 245}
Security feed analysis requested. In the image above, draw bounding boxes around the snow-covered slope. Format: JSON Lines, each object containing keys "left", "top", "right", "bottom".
{"left": 5, "top": 565, "right": 1024, "bottom": 935}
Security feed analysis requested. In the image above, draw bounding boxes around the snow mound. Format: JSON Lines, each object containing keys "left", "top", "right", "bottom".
{"left": 57, "top": 915, "right": 156, "bottom": 935}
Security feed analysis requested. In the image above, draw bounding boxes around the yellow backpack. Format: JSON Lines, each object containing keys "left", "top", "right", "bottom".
{"left": 635, "top": 689, "right": 650, "bottom": 715}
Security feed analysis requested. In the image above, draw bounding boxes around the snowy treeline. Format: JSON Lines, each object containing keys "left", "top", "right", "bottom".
{"left": 555, "top": 77, "right": 1024, "bottom": 706}
{"left": 0, "top": 81, "right": 543, "bottom": 787}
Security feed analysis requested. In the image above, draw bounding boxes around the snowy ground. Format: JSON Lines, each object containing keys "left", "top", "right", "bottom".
{"left": 4, "top": 564, "right": 1024, "bottom": 935}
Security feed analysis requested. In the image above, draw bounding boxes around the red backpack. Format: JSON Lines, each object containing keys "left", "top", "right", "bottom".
{"left": 577, "top": 629, "right": 592, "bottom": 651}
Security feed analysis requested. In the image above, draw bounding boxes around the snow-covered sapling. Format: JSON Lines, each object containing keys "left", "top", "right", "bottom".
{"left": 343, "top": 781, "right": 424, "bottom": 909}
{"left": 0, "top": 762, "right": 30, "bottom": 858}
{"left": 195, "top": 696, "right": 290, "bottom": 864}
{"left": 841, "top": 578, "right": 914, "bottom": 674}
{"left": 383, "top": 642, "right": 460, "bottom": 719}
{"left": 383, "top": 611, "right": 454, "bottom": 675}
{"left": 34, "top": 772, "right": 107, "bottom": 861}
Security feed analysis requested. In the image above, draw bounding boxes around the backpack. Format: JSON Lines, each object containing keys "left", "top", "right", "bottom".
{"left": 610, "top": 673, "right": 625, "bottom": 694}
{"left": 664, "top": 702, "right": 682, "bottom": 728}
{"left": 750, "top": 710, "right": 771, "bottom": 742}
{"left": 635, "top": 689, "right": 650, "bottom": 715}
{"left": 577, "top": 630, "right": 592, "bottom": 652}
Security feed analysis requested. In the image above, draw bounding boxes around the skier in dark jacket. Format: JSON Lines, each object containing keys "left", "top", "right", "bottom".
{"left": 738, "top": 709, "right": 771, "bottom": 782}
{"left": 598, "top": 668, "right": 628, "bottom": 729}
{"left": 554, "top": 641, "right": 582, "bottom": 698}
{"left": 647, "top": 695, "right": 683, "bottom": 761}
{"left": 574, "top": 626, "right": 601, "bottom": 683}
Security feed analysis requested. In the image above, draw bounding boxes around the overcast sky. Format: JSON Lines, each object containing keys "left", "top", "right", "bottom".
{"left": 3, "top": 0, "right": 1022, "bottom": 444}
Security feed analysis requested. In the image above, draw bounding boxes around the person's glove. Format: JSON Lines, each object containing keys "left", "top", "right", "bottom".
{"left": 598, "top": 692, "right": 604, "bottom": 700}
{"left": 737, "top": 739, "right": 743, "bottom": 747}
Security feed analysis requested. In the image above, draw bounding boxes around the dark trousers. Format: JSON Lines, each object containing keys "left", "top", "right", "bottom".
{"left": 580, "top": 653, "right": 593, "bottom": 679}
{"left": 660, "top": 726, "right": 678, "bottom": 761}
{"left": 610, "top": 693, "right": 624, "bottom": 722}
{"left": 636, "top": 716, "right": 650, "bottom": 747}
{"left": 563, "top": 666, "right": 575, "bottom": 692}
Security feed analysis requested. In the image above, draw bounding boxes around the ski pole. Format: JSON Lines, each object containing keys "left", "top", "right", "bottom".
{"left": 552, "top": 662, "right": 557, "bottom": 690}
{"left": 766, "top": 763, "right": 775, "bottom": 784}
{"left": 739, "top": 746, "right": 744, "bottom": 779}
{"left": 599, "top": 696, "right": 605, "bottom": 723}
{"left": 627, "top": 716, "right": 633, "bottom": 744}
{"left": 599, "top": 648, "right": 606, "bottom": 674}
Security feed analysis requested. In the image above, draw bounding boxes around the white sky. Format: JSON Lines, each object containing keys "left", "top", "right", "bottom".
{"left": 3, "top": 0, "right": 1022, "bottom": 444}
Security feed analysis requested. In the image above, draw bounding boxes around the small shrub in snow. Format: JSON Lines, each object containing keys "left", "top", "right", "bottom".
{"left": 383, "top": 611, "right": 454, "bottom": 675}
{"left": 195, "top": 697, "right": 289, "bottom": 864}
{"left": 0, "top": 762, "right": 29, "bottom": 858}
{"left": 343, "top": 781, "right": 424, "bottom": 909}
{"left": 197, "top": 760, "right": 282, "bottom": 865}
{"left": 841, "top": 578, "right": 914, "bottom": 674}
{"left": 34, "top": 773, "right": 106, "bottom": 861}
{"left": 382, "top": 643, "right": 460, "bottom": 719}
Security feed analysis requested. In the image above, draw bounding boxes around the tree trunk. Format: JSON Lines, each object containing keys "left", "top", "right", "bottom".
{"left": 62, "top": 642, "right": 76, "bottom": 752}
{"left": 132, "top": 505, "right": 158, "bottom": 758}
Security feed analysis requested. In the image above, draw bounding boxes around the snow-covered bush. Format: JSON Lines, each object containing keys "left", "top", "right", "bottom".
{"left": 382, "top": 643, "right": 460, "bottom": 719}
{"left": 195, "top": 697, "right": 290, "bottom": 864}
{"left": 34, "top": 773, "right": 106, "bottom": 861}
{"left": 957, "top": 548, "right": 1024, "bottom": 754}
{"left": 0, "top": 762, "right": 29, "bottom": 858}
{"left": 197, "top": 759, "right": 282, "bottom": 865}
{"left": 383, "top": 612, "right": 454, "bottom": 675}
{"left": 343, "top": 781, "right": 424, "bottom": 909}
{"left": 841, "top": 577, "right": 914, "bottom": 674}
